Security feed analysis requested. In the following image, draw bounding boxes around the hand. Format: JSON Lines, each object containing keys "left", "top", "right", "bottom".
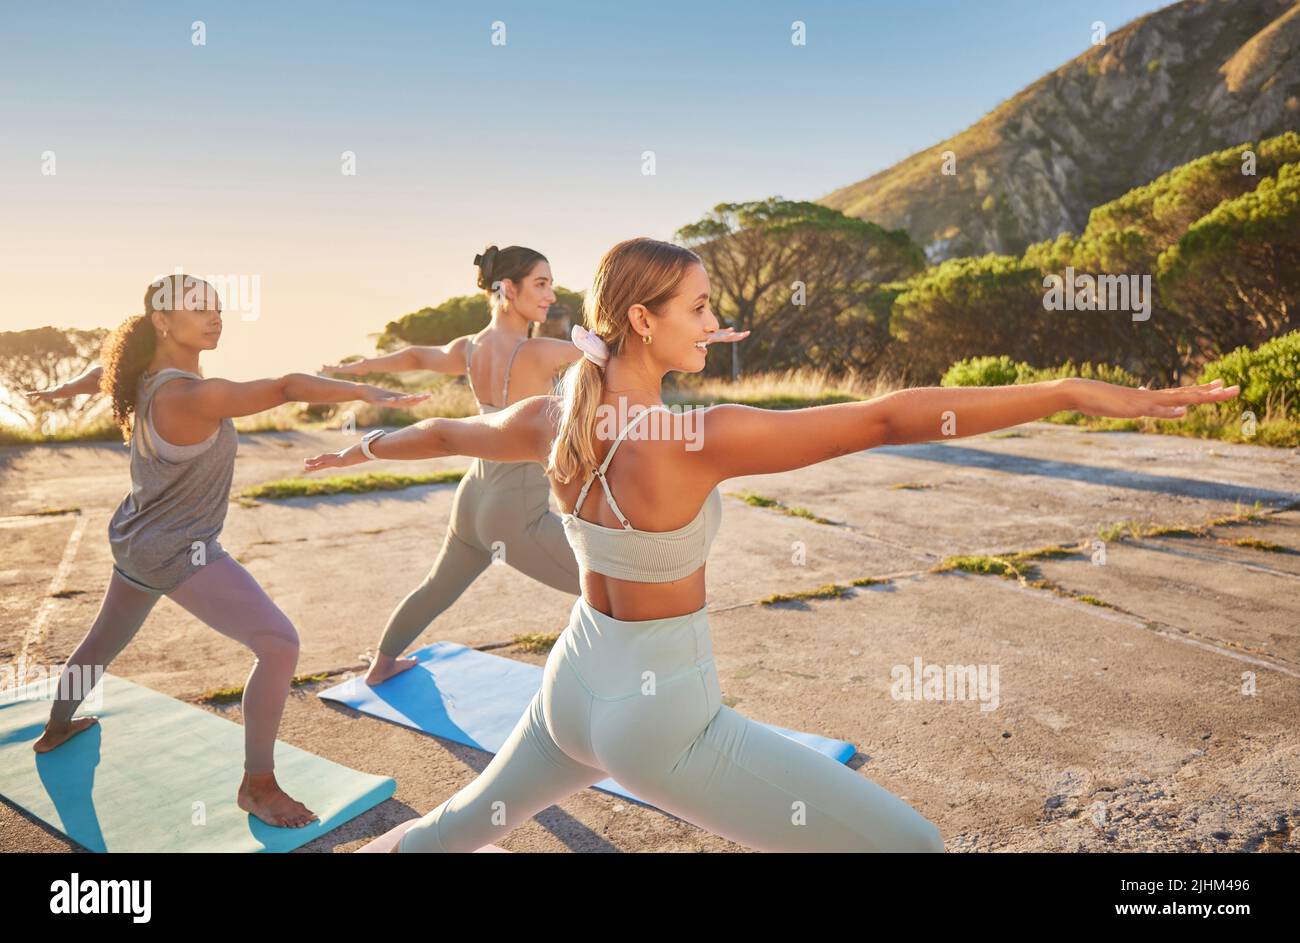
{"left": 706, "top": 328, "right": 750, "bottom": 345}
{"left": 1068, "top": 377, "right": 1239, "bottom": 419}
{"left": 321, "top": 360, "right": 368, "bottom": 376}
{"left": 303, "top": 444, "right": 367, "bottom": 473}
{"left": 24, "top": 387, "right": 60, "bottom": 403}
{"left": 358, "top": 385, "right": 429, "bottom": 407}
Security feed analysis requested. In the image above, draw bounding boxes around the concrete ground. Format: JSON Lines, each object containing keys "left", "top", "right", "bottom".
{"left": 1, "top": 421, "right": 1297, "bottom": 852}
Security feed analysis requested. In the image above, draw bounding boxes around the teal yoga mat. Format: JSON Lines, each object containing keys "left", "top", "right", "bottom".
{"left": 0, "top": 674, "right": 395, "bottom": 852}
{"left": 319, "top": 641, "right": 858, "bottom": 809}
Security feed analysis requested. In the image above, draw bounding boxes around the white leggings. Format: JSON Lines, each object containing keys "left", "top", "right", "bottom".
{"left": 399, "top": 597, "right": 944, "bottom": 852}
{"left": 48, "top": 556, "right": 300, "bottom": 774}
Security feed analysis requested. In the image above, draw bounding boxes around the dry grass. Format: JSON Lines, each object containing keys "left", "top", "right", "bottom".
{"left": 240, "top": 470, "right": 464, "bottom": 500}
{"left": 668, "top": 366, "right": 902, "bottom": 409}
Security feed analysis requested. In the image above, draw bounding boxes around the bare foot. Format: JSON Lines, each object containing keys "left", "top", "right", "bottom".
{"left": 33, "top": 716, "right": 99, "bottom": 753}
{"left": 237, "top": 772, "right": 318, "bottom": 828}
{"left": 365, "top": 653, "right": 419, "bottom": 686}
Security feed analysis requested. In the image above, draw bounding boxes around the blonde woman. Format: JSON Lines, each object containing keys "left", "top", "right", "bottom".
{"left": 321, "top": 245, "right": 744, "bottom": 686}
{"left": 305, "top": 238, "right": 1239, "bottom": 852}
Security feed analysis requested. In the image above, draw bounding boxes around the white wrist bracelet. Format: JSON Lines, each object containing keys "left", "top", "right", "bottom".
{"left": 360, "top": 429, "right": 387, "bottom": 460}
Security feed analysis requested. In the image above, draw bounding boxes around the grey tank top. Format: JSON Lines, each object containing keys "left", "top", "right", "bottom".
{"left": 107, "top": 368, "right": 239, "bottom": 592}
{"left": 561, "top": 405, "right": 722, "bottom": 583}
{"left": 464, "top": 335, "right": 534, "bottom": 485}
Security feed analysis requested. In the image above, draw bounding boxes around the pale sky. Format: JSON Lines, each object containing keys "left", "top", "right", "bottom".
{"left": 0, "top": 0, "right": 1169, "bottom": 380}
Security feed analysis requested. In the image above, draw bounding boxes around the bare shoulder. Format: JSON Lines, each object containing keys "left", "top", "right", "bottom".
{"left": 520, "top": 336, "right": 582, "bottom": 371}
{"left": 150, "top": 372, "right": 206, "bottom": 405}
{"left": 685, "top": 400, "right": 889, "bottom": 481}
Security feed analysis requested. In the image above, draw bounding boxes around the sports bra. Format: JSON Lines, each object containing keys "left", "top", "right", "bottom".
{"left": 560, "top": 405, "right": 722, "bottom": 583}
{"left": 465, "top": 335, "right": 526, "bottom": 414}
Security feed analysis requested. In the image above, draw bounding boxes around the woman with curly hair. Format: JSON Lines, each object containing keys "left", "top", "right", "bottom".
{"left": 27, "top": 273, "right": 425, "bottom": 828}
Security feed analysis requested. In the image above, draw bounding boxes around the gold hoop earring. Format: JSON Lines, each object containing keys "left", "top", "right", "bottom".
{"left": 642, "top": 333, "right": 652, "bottom": 345}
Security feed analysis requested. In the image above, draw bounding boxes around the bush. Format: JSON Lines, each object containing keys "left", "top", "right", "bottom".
{"left": 940, "top": 355, "right": 1021, "bottom": 387}
{"left": 1017, "top": 360, "right": 1142, "bottom": 388}
{"left": 1197, "top": 330, "right": 1300, "bottom": 419}
{"left": 941, "top": 355, "right": 1143, "bottom": 389}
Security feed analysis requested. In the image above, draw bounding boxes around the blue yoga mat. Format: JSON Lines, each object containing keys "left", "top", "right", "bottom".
{"left": 0, "top": 673, "right": 395, "bottom": 852}
{"left": 319, "top": 641, "right": 857, "bottom": 809}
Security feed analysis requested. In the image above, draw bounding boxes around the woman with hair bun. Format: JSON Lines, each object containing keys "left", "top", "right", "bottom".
{"left": 28, "top": 273, "right": 426, "bottom": 828}
{"left": 322, "top": 245, "right": 745, "bottom": 686}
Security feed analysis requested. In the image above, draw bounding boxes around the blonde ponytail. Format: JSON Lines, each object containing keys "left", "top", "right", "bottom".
{"left": 547, "top": 237, "right": 700, "bottom": 483}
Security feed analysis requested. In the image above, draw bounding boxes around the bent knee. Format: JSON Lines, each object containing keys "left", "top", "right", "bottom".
{"left": 248, "top": 619, "right": 300, "bottom": 663}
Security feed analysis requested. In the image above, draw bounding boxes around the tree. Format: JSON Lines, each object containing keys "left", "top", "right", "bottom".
{"left": 375, "top": 287, "right": 586, "bottom": 349}
{"left": 888, "top": 255, "right": 1048, "bottom": 382}
{"left": 676, "top": 198, "right": 924, "bottom": 377}
{"left": 0, "top": 327, "right": 109, "bottom": 432}
{"left": 1158, "top": 162, "right": 1300, "bottom": 356}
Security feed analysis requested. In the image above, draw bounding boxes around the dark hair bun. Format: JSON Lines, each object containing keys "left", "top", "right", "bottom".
{"left": 474, "top": 246, "right": 500, "bottom": 290}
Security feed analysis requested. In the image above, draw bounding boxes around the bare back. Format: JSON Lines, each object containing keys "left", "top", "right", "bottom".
{"left": 549, "top": 400, "right": 720, "bottom": 621}
{"left": 465, "top": 330, "right": 580, "bottom": 410}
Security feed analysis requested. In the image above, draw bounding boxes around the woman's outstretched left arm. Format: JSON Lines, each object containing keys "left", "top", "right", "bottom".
{"left": 694, "top": 377, "right": 1239, "bottom": 482}
{"left": 880, "top": 377, "right": 1238, "bottom": 444}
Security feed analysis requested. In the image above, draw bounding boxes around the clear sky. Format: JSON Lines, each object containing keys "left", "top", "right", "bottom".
{"left": 1, "top": 0, "right": 1171, "bottom": 379}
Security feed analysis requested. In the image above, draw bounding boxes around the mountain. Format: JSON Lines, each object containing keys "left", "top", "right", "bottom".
{"left": 819, "top": 0, "right": 1300, "bottom": 261}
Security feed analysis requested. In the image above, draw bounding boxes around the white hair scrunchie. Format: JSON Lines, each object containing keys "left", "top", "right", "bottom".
{"left": 570, "top": 324, "right": 609, "bottom": 368}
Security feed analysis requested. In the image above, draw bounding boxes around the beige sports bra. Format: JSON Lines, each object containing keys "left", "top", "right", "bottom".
{"left": 465, "top": 335, "right": 526, "bottom": 414}
{"left": 561, "top": 405, "right": 722, "bottom": 583}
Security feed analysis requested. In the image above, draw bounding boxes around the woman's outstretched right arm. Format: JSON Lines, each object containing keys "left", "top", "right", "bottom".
{"left": 302, "top": 394, "right": 555, "bottom": 472}
{"left": 321, "top": 337, "right": 469, "bottom": 376}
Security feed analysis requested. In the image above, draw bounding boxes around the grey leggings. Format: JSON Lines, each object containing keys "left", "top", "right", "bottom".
{"left": 377, "top": 459, "right": 579, "bottom": 659}
{"left": 398, "top": 596, "right": 944, "bottom": 852}
{"left": 48, "top": 555, "right": 300, "bottom": 774}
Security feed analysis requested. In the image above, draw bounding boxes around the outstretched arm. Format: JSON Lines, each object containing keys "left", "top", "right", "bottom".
{"left": 321, "top": 337, "right": 468, "bottom": 376}
{"left": 25, "top": 364, "right": 104, "bottom": 401}
{"left": 302, "top": 394, "right": 555, "bottom": 471}
{"left": 167, "top": 373, "right": 429, "bottom": 422}
{"left": 697, "top": 377, "right": 1238, "bottom": 481}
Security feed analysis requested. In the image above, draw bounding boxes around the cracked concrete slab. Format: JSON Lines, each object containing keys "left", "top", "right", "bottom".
{"left": 1, "top": 421, "right": 1296, "bottom": 851}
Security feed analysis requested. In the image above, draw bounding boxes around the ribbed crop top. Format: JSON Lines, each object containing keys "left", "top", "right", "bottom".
{"left": 560, "top": 405, "right": 722, "bottom": 583}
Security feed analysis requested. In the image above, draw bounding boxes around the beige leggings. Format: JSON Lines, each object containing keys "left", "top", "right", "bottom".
{"left": 47, "top": 555, "right": 300, "bottom": 773}
{"left": 377, "top": 459, "right": 579, "bottom": 659}
{"left": 398, "top": 596, "right": 944, "bottom": 852}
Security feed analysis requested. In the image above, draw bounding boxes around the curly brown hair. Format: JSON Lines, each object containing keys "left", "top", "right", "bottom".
{"left": 100, "top": 274, "right": 209, "bottom": 441}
